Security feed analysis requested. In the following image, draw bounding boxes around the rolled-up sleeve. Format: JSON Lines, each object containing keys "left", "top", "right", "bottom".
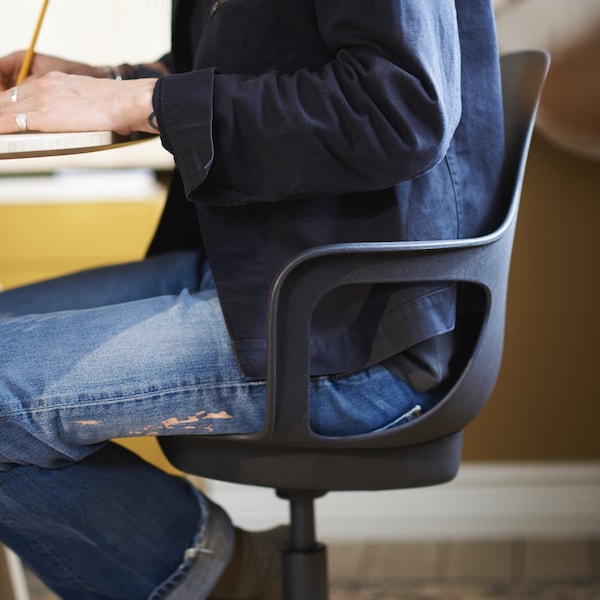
{"left": 153, "top": 0, "right": 462, "bottom": 204}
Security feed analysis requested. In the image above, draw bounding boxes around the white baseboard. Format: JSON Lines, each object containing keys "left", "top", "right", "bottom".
{"left": 203, "top": 462, "right": 600, "bottom": 541}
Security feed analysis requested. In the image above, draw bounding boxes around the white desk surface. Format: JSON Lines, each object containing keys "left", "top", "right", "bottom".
{"left": 0, "top": 132, "right": 173, "bottom": 172}
{"left": 0, "top": 131, "right": 153, "bottom": 160}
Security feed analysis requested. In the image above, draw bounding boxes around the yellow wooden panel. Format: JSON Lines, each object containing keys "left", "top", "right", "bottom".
{"left": 0, "top": 199, "right": 165, "bottom": 258}
{"left": 0, "top": 197, "right": 165, "bottom": 290}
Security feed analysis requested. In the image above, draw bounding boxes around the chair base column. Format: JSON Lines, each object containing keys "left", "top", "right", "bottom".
{"left": 282, "top": 542, "right": 328, "bottom": 600}
{"left": 277, "top": 490, "right": 329, "bottom": 600}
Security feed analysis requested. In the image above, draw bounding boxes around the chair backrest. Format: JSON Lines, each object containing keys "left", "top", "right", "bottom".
{"left": 250, "top": 50, "right": 549, "bottom": 450}
{"left": 160, "top": 51, "right": 550, "bottom": 476}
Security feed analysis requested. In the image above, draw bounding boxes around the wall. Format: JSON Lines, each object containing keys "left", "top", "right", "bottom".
{"left": 0, "top": 0, "right": 171, "bottom": 66}
{"left": 462, "top": 0, "right": 600, "bottom": 461}
{"left": 463, "top": 132, "right": 600, "bottom": 460}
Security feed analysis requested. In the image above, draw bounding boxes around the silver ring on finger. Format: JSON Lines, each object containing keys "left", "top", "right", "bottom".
{"left": 16, "top": 112, "right": 28, "bottom": 132}
{"left": 10, "top": 87, "right": 19, "bottom": 103}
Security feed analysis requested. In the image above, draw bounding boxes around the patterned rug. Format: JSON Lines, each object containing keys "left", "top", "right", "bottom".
{"left": 330, "top": 579, "right": 600, "bottom": 599}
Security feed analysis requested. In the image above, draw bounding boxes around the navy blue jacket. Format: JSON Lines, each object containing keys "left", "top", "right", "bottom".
{"left": 151, "top": 0, "right": 504, "bottom": 380}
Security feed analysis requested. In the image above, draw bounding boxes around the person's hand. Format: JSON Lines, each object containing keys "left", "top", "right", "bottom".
{"left": 0, "top": 51, "right": 104, "bottom": 91}
{"left": 0, "top": 70, "right": 159, "bottom": 136}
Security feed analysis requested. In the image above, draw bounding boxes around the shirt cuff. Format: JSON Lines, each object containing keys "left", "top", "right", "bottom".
{"left": 153, "top": 69, "right": 216, "bottom": 197}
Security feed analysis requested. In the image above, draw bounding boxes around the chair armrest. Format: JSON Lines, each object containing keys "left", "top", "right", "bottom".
{"left": 262, "top": 229, "right": 514, "bottom": 447}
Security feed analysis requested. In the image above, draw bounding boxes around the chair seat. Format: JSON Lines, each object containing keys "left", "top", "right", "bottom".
{"left": 160, "top": 431, "right": 462, "bottom": 491}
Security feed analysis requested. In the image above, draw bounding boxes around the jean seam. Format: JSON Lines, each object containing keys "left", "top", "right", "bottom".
{"left": 0, "top": 380, "right": 267, "bottom": 418}
{"left": 148, "top": 483, "right": 234, "bottom": 600}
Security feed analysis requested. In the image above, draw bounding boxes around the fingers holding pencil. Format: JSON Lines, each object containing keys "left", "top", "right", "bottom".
{"left": 0, "top": 51, "right": 57, "bottom": 91}
{"left": 0, "top": 51, "right": 105, "bottom": 91}
{"left": 16, "top": 0, "right": 51, "bottom": 85}
{"left": 0, "top": 0, "right": 107, "bottom": 90}
{"left": 0, "top": 0, "right": 50, "bottom": 90}
{"left": 0, "top": 52, "right": 27, "bottom": 91}
{"left": 0, "top": 0, "right": 51, "bottom": 89}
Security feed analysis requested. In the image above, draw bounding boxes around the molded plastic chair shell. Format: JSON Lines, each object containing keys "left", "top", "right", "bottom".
{"left": 160, "top": 51, "right": 550, "bottom": 493}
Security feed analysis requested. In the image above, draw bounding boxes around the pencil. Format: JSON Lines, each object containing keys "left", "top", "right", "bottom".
{"left": 16, "top": 0, "right": 51, "bottom": 85}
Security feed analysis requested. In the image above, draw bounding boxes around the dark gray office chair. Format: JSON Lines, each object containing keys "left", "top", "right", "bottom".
{"left": 160, "top": 50, "right": 550, "bottom": 599}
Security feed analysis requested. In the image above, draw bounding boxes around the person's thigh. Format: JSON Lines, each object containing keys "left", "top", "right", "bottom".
{"left": 0, "top": 250, "right": 206, "bottom": 317}
{"left": 0, "top": 286, "right": 266, "bottom": 469}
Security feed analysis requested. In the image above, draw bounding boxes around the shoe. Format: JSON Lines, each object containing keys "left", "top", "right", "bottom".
{"left": 208, "top": 525, "right": 289, "bottom": 600}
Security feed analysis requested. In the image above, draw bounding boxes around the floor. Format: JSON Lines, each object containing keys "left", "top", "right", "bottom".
{"left": 25, "top": 537, "right": 600, "bottom": 599}
{"left": 329, "top": 538, "right": 600, "bottom": 582}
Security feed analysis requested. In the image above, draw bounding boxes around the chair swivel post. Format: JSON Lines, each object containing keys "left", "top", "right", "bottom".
{"left": 277, "top": 490, "right": 329, "bottom": 600}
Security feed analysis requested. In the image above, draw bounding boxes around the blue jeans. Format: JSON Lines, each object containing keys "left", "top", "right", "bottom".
{"left": 0, "top": 251, "right": 436, "bottom": 598}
